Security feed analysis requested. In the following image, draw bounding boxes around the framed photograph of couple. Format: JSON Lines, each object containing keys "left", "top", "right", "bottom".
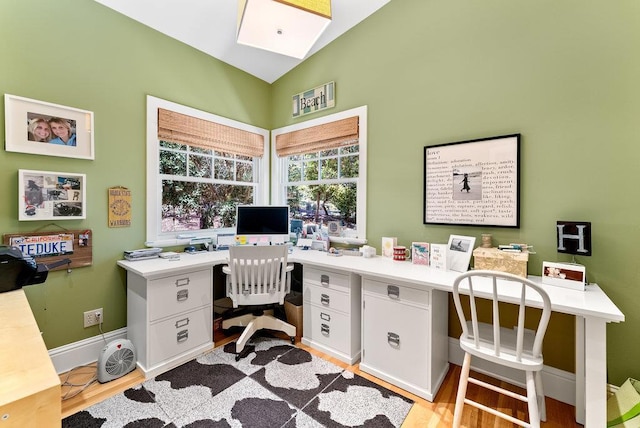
{"left": 423, "top": 134, "right": 520, "bottom": 228}
{"left": 4, "top": 94, "right": 94, "bottom": 160}
{"left": 19, "top": 169, "right": 86, "bottom": 221}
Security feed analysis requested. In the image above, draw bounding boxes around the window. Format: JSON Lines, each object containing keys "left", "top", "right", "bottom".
{"left": 146, "top": 96, "right": 269, "bottom": 244}
{"left": 271, "top": 106, "right": 367, "bottom": 242}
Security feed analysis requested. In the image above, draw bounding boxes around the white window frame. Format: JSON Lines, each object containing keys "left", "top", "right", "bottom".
{"left": 146, "top": 95, "right": 270, "bottom": 246}
{"left": 271, "top": 106, "right": 367, "bottom": 243}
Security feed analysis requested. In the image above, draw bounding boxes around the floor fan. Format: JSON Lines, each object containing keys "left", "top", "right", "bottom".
{"left": 97, "top": 339, "right": 137, "bottom": 383}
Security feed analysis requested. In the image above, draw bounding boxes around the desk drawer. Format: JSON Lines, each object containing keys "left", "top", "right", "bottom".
{"left": 303, "top": 283, "right": 350, "bottom": 313}
{"left": 148, "top": 269, "right": 212, "bottom": 321}
{"left": 304, "top": 267, "right": 350, "bottom": 293}
{"left": 149, "top": 306, "right": 212, "bottom": 366}
{"left": 362, "top": 292, "right": 430, "bottom": 387}
{"left": 363, "top": 278, "right": 430, "bottom": 309}
{"left": 303, "top": 303, "right": 349, "bottom": 353}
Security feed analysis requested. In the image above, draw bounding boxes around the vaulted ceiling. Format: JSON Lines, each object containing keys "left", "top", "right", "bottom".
{"left": 94, "top": 0, "right": 391, "bottom": 83}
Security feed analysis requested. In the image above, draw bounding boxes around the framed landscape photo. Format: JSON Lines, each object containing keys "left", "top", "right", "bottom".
{"left": 424, "top": 134, "right": 520, "bottom": 227}
{"left": 4, "top": 94, "right": 94, "bottom": 160}
{"left": 19, "top": 169, "right": 86, "bottom": 221}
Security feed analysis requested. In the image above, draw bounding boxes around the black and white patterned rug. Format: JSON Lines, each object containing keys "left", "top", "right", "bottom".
{"left": 62, "top": 337, "right": 413, "bottom": 427}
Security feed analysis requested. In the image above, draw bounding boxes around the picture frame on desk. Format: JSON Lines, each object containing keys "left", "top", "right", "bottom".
{"left": 542, "top": 261, "right": 586, "bottom": 291}
{"left": 447, "top": 234, "right": 476, "bottom": 272}
{"left": 381, "top": 237, "right": 397, "bottom": 258}
{"left": 430, "top": 243, "right": 447, "bottom": 270}
{"left": 411, "top": 242, "right": 430, "bottom": 265}
{"left": 423, "top": 134, "right": 520, "bottom": 228}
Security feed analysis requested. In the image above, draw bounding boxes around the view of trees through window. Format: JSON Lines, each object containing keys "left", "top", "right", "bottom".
{"left": 286, "top": 144, "right": 359, "bottom": 233}
{"left": 159, "top": 140, "right": 256, "bottom": 232}
{"left": 158, "top": 140, "right": 359, "bottom": 236}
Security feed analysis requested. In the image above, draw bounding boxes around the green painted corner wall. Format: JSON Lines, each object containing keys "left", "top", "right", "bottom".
{"left": 0, "top": 1, "right": 271, "bottom": 350}
{"left": 270, "top": 0, "right": 640, "bottom": 385}
{"left": 1, "top": 0, "right": 638, "bottom": 386}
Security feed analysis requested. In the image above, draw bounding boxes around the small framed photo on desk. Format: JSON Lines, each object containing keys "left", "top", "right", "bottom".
{"left": 541, "top": 261, "right": 586, "bottom": 291}
{"left": 447, "top": 234, "right": 476, "bottom": 272}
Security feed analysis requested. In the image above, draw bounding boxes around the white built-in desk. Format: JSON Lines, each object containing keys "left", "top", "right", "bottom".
{"left": 118, "top": 248, "right": 624, "bottom": 426}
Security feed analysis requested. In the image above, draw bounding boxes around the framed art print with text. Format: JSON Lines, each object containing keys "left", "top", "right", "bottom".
{"left": 424, "top": 134, "right": 520, "bottom": 228}
{"left": 5, "top": 94, "right": 94, "bottom": 160}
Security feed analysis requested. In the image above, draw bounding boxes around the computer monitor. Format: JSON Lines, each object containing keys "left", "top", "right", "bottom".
{"left": 235, "top": 205, "right": 290, "bottom": 245}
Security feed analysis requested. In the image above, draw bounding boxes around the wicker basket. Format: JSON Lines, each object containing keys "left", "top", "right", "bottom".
{"left": 472, "top": 247, "right": 529, "bottom": 278}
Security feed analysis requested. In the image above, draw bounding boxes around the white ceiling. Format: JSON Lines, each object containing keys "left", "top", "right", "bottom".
{"left": 94, "top": 0, "right": 390, "bottom": 84}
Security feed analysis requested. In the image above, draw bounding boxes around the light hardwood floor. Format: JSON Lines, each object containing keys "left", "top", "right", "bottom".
{"left": 60, "top": 335, "right": 582, "bottom": 427}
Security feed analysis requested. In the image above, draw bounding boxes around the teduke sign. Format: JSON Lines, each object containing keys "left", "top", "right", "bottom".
{"left": 292, "top": 81, "right": 335, "bottom": 118}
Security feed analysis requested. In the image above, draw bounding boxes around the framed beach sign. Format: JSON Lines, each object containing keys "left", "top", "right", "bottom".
{"left": 4, "top": 94, "right": 94, "bottom": 160}
{"left": 424, "top": 134, "right": 520, "bottom": 228}
{"left": 19, "top": 169, "right": 86, "bottom": 221}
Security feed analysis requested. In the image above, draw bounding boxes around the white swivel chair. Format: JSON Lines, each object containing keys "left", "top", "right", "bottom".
{"left": 452, "top": 270, "right": 552, "bottom": 428}
{"left": 221, "top": 245, "right": 296, "bottom": 359}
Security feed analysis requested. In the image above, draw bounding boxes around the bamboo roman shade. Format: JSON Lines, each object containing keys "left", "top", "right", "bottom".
{"left": 275, "top": 116, "right": 359, "bottom": 157}
{"left": 158, "top": 108, "right": 264, "bottom": 158}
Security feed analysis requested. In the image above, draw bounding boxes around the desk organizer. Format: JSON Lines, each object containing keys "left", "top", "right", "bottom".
{"left": 473, "top": 247, "right": 529, "bottom": 277}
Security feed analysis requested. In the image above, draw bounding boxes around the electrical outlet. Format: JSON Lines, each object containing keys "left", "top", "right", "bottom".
{"left": 83, "top": 308, "right": 103, "bottom": 327}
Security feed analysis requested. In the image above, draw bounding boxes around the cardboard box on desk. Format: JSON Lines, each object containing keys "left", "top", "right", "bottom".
{"left": 473, "top": 247, "right": 529, "bottom": 278}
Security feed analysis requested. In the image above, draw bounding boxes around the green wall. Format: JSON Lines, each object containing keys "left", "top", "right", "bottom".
{"left": 0, "top": 0, "right": 270, "bottom": 348}
{"left": 1, "top": 0, "right": 639, "bottom": 386}
{"left": 271, "top": 1, "right": 639, "bottom": 385}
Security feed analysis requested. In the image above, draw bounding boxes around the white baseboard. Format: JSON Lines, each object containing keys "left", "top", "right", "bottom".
{"left": 48, "top": 327, "right": 127, "bottom": 374}
{"left": 448, "top": 337, "right": 576, "bottom": 405}
{"left": 48, "top": 330, "right": 616, "bottom": 405}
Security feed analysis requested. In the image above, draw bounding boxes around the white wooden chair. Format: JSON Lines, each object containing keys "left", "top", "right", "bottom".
{"left": 452, "top": 270, "right": 552, "bottom": 428}
{"left": 221, "top": 245, "right": 296, "bottom": 359}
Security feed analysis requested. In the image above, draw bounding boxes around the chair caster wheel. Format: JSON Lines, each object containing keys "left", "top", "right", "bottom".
{"left": 235, "top": 355, "right": 241, "bottom": 361}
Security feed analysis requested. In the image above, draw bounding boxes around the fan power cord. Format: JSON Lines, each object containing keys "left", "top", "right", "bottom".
{"left": 60, "top": 364, "right": 98, "bottom": 400}
{"left": 98, "top": 318, "right": 108, "bottom": 345}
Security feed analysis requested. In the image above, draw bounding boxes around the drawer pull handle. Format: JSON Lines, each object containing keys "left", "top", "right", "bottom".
{"left": 177, "top": 329, "right": 189, "bottom": 343}
{"left": 175, "top": 317, "right": 190, "bottom": 328}
{"left": 387, "top": 332, "right": 401, "bottom": 347}
{"left": 176, "top": 289, "right": 189, "bottom": 301}
{"left": 320, "top": 294, "right": 330, "bottom": 305}
{"left": 321, "top": 323, "right": 330, "bottom": 336}
{"left": 320, "top": 274, "right": 330, "bottom": 287}
{"left": 320, "top": 312, "right": 331, "bottom": 322}
{"left": 175, "top": 277, "right": 190, "bottom": 287}
{"left": 387, "top": 285, "right": 400, "bottom": 299}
